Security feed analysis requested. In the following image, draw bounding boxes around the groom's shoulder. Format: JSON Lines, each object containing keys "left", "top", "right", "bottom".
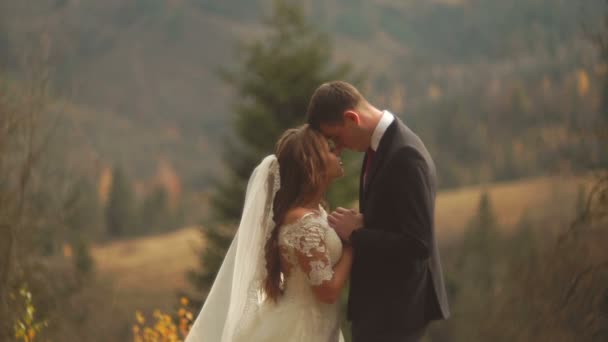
{"left": 388, "top": 145, "right": 429, "bottom": 175}
{"left": 393, "top": 145, "right": 425, "bottom": 163}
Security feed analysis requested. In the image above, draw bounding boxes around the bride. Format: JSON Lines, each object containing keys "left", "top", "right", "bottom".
{"left": 185, "top": 125, "right": 353, "bottom": 342}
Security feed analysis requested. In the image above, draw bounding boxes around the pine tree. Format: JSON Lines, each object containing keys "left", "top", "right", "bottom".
{"left": 187, "top": 0, "right": 358, "bottom": 304}
{"left": 139, "top": 186, "right": 170, "bottom": 233}
{"left": 64, "top": 177, "right": 102, "bottom": 239}
{"left": 73, "top": 237, "right": 94, "bottom": 280}
{"left": 575, "top": 184, "right": 587, "bottom": 220}
{"left": 63, "top": 177, "right": 99, "bottom": 279}
{"left": 105, "top": 165, "right": 135, "bottom": 238}
{"left": 460, "top": 191, "right": 500, "bottom": 294}
{"left": 447, "top": 191, "right": 503, "bottom": 341}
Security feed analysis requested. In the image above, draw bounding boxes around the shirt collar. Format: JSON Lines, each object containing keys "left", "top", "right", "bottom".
{"left": 370, "top": 110, "right": 395, "bottom": 151}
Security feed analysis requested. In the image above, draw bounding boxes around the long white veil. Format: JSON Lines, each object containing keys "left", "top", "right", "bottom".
{"left": 185, "top": 155, "right": 280, "bottom": 342}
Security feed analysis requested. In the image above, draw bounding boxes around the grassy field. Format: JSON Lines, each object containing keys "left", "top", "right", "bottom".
{"left": 435, "top": 174, "right": 591, "bottom": 241}
{"left": 91, "top": 174, "right": 591, "bottom": 309}
{"left": 92, "top": 227, "right": 203, "bottom": 290}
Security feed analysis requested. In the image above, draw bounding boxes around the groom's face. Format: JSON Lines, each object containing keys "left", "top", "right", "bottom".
{"left": 319, "top": 118, "right": 364, "bottom": 153}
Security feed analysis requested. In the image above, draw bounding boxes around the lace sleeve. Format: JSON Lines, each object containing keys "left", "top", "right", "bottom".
{"left": 289, "top": 217, "right": 334, "bottom": 286}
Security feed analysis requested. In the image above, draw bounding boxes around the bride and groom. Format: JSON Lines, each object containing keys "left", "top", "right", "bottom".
{"left": 185, "top": 81, "right": 450, "bottom": 342}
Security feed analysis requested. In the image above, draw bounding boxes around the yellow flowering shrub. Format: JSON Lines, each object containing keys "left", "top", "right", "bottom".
{"left": 13, "top": 285, "right": 48, "bottom": 342}
{"left": 133, "top": 297, "right": 194, "bottom": 342}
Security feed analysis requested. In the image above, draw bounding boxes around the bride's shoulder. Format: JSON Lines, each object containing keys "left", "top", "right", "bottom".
{"left": 283, "top": 207, "right": 321, "bottom": 226}
{"left": 280, "top": 208, "right": 328, "bottom": 246}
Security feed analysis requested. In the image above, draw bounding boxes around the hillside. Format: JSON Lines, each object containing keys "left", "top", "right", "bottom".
{"left": 435, "top": 174, "right": 591, "bottom": 241}
{"left": 91, "top": 226, "right": 203, "bottom": 312}
{"left": 1, "top": 0, "right": 604, "bottom": 190}
{"left": 91, "top": 174, "right": 591, "bottom": 301}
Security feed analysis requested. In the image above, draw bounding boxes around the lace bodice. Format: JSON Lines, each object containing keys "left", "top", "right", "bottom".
{"left": 278, "top": 209, "right": 343, "bottom": 294}
{"left": 231, "top": 208, "right": 344, "bottom": 342}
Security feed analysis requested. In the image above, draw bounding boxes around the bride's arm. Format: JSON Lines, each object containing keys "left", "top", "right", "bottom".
{"left": 293, "top": 223, "right": 353, "bottom": 304}
{"left": 311, "top": 244, "right": 353, "bottom": 304}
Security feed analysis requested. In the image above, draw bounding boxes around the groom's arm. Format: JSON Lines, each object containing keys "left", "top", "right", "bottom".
{"left": 350, "top": 147, "right": 432, "bottom": 261}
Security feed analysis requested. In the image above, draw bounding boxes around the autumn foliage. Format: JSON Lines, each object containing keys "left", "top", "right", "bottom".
{"left": 132, "top": 297, "right": 194, "bottom": 342}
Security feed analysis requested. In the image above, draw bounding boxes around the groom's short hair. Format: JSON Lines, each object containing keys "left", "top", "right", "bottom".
{"left": 307, "top": 81, "right": 363, "bottom": 130}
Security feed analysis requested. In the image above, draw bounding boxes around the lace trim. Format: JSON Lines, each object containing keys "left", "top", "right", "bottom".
{"left": 280, "top": 214, "right": 334, "bottom": 286}
{"left": 236, "top": 156, "right": 281, "bottom": 339}
{"left": 308, "top": 260, "right": 333, "bottom": 286}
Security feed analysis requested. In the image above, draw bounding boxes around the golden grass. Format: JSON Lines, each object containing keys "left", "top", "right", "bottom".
{"left": 92, "top": 227, "right": 203, "bottom": 293}
{"left": 92, "top": 174, "right": 591, "bottom": 297}
{"left": 435, "top": 174, "right": 591, "bottom": 241}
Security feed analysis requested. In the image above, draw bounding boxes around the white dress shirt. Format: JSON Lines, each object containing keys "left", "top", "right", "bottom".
{"left": 370, "top": 110, "right": 395, "bottom": 151}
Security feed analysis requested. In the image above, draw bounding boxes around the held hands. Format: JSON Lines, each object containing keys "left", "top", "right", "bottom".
{"left": 328, "top": 207, "right": 363, "bottom": 243}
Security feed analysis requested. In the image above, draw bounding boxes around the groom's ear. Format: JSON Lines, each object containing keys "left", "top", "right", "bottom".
{"left": 343, "top": 110, "right": 361, "bottom": 126}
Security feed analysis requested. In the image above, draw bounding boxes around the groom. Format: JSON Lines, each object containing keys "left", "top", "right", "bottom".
{"left": 307, "top": 81, "right": 450, "bottom": 342}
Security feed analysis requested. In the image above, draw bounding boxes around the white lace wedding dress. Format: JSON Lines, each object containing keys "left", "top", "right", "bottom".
{"left": 233, "top": 209, "right": 345, "bottom": 342}
{"left": 185, "top": 156, "right": 344, "bottom": 342}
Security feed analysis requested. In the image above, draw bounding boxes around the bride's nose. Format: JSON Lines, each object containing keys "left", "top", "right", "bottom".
{"left": 333, "top": 146, "right": 343, "bottom": 156}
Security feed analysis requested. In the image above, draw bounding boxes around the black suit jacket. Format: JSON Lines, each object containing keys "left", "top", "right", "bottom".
{"left": 348, "top": 117, "right": 450, "bottom": 333}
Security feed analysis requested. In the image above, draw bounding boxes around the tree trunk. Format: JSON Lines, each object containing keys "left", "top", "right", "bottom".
{"left": 0, "top": 222, "right": 14, "bottom": 341}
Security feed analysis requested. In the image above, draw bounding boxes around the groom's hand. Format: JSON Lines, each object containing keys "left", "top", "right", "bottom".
{"left": 328, "top": 207, "right": 363, "bottom": 242}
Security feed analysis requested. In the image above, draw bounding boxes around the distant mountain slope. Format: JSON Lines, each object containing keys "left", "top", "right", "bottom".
{"left": 1, "top": 0, "right": 603, "bottom": 188}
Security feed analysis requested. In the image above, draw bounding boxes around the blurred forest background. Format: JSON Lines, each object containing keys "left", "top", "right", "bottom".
{"left": 1, "top": 0, "right": 607, "bottom": 341}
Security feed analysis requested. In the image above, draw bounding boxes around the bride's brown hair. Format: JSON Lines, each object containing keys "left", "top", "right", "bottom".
{"left": 264, "top": 124, "right": 331, "bottom": 302}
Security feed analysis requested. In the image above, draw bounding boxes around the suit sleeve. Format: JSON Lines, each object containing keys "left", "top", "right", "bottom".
{"left": 350, "top": 147, "right": 432, "bottom": 261}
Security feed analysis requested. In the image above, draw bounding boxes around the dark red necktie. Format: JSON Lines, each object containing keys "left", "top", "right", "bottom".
{"left": 364, "top": 148, "right": 375, "bottom": 187}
